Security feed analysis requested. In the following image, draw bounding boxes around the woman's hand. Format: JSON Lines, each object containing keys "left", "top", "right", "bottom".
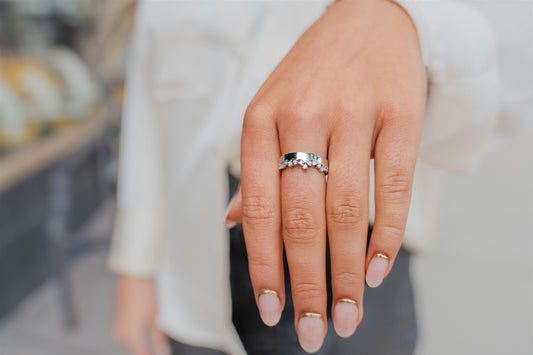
{"left": 112, "top": 275, "right": 170, "bottom": 355}
{"left": 226, "top": 0, "right": 426, "bottom": 352}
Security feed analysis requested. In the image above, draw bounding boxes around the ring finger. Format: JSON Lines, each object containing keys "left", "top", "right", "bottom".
{"left": 279, "top": 113, "right": 329, "bottom": 353}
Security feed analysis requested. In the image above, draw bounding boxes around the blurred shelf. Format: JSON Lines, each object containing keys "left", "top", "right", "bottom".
{"left": 0, "top": 107, "right": 108, "bottom": 194}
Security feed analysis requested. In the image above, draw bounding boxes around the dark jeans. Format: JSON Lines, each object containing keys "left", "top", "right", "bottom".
{"left": 171, "top": 175, "right": 417, "bottom": 355}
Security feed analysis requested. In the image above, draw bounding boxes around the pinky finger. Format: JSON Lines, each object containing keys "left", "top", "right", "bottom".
{"left": 367, "top": 114, "right": 422, "bottom": 288}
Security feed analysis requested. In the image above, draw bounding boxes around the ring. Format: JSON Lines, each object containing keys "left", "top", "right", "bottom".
{"left": 279, "top": 152, "right": 328, "bottom": 175}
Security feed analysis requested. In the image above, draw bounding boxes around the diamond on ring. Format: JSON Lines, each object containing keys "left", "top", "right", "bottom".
{"left": 279, "top": 152, "right": 328, "bottom": 175}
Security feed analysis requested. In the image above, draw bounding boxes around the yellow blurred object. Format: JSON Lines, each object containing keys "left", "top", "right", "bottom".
{"left": 113, "top": 84, "right": 125, "bottom": 104}
{"left": 0, "top": 124, "right": 39, "bottom": 151}
{"left": 45, "top": 47, "right": 101, "bottom": 119}
{"left": 0, "top": 58, "right": 60, "bottom": 93}
{"left": 0, "top": 76, "right": 37, "bottom": 150}
{"left": 50, "top": 105, "right": 98, "bottom": 133}
{"left": 0, "top": 57, "right": 63, "bottom": 125}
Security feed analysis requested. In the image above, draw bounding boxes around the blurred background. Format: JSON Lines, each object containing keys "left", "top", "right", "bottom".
{"left": 0, "top": 0, "right": 530, "bottom": 354}
{"left": 0, "top": 0, "right": 133, "bottom": 353}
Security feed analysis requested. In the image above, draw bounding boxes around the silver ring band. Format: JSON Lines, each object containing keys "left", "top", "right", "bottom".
{"left": 279, "top": 152, "right": 328, "bottom": 175}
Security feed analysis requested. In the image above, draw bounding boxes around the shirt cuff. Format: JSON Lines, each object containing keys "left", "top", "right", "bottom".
{"left": 107, "top": 208, "right": 164, "bottom": 276}
{"left": 394, "top": 0, "right": 500, "bottom": 174}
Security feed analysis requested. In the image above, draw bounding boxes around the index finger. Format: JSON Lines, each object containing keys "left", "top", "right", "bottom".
{"left": 240, "top": 102, "right": 285, "bottom": 326}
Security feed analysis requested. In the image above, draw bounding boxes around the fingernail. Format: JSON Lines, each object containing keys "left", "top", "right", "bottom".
{"left": 297, "top": 313, "right": 325, "bottom": 353}
{"left": 257, "top": 290, "right": 282, "bottom": 327}
{"left": 223, "top": 202, "right": 237, "bottom": 229}
{"left": 366, "top": 253, "right": 389, "bottom": 288}
{"left": 333, "top": 298, "right": 358, "bottom": 338}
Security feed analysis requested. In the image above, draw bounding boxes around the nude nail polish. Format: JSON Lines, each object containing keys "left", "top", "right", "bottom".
{"left": 257, "top": 290, "right": 282, "bottom": 327}
{"left": 366, "top": 253, "right": 389, "bottom": 288}
{"left": 223, "top": 202, "right": 237, "bottom": 229}
{"left": 297, "top": 313, "right": 325, "bottom": 353}
{"left": 333, "top": 298, "right": 358, "bottom": 338}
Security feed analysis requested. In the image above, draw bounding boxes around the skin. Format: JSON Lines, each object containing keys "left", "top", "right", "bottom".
{"left": 112, "top": 276, "right": 169, "bottom": 355}
{"left": 229, "top": 0, "right": 426, "bottom": 351}
{"left": 114, "top": 0, "right": 426, "bottom": 353}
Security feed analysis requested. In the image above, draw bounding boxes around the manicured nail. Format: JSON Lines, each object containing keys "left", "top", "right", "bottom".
{"left": 366, "top": 253, "right": 389, "bottom": 288}
{"left": 297, "top": 313, "right": 325, "bottom": 353}
{"left": 257, "top": 290, "right": 282, "bottom": 327}
{"left": 223, "top": 202, "right": 237, "bottom": 229}
{"left": 333, "top": 298, "right": 358, "bottom": 338}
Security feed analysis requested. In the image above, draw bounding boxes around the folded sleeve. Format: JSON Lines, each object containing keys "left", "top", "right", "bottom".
{"left": 394, "top": 0, "right": 501, "bottom": 174}
{"left": 108, "top": 2, "right": 165, "bottom": 276}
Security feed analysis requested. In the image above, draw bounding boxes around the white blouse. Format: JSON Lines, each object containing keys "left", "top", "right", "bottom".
{"left": 108, "top": 1, "right": 530, "bottom": 353}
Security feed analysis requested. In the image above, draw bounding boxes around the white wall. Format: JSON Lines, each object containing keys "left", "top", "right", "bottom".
{"left": 413, "top": 2, "right": 532, "bottom": 353}
{"left": 413, "top": 121, "right": 532, "bottom": 354}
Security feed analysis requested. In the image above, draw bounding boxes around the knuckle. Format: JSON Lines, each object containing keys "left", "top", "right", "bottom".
{"left": 328, "top": 196, "right": 365, "bottom": 227}
{"left": 333, "top": 270, "right": 364, "bottom": 286}
{"left": 248, "top": 257, "right": 278, "bottom": 275}
{"left": 243, "top": 100, "right": 274, "bottom": 132}
{"left": 283, "top": 207, "right": 319, "bottom": 243}
{"left": 380, "top": 223, "right": 405, "bottom": 240}
{"left": 292, "top": 281, "right": 324, "bottom": 300}
{"left": 246, "top": 99, "right": 274, "bottom": 121}
{"left": 242, "top": 195, "right": 275, "bottom": 223}
{"left": 336, "top": 96, "right": 360, "bottom": 119}
{"left": 382, "top": 98, "right": 420, "bottom": 123}
{"left": 285, "top": 98, "right": 319, "bottom": 128}
{"left": 380, "top": 169, "right": 412, "bottom": 201}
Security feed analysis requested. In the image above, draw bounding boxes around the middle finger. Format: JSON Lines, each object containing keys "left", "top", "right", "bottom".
{"left": 326, "top": 112, "right": 372, "bottom": 338}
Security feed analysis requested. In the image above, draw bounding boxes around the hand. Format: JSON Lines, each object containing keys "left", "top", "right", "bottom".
{"left": 112, "top": 275, "right": 170, "bottom": 355}
{"left": 225, "top": 0, "right": 426, "bottom": 352}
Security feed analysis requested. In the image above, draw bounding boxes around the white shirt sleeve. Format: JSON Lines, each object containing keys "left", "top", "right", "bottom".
{"left": 395, "top": 0, "right": 500, "bottom": 174}
{"left": 107, "top": 0, "right": 503, "bottom": 275}
{"left": 108, "top": 2, "right": 165, "bottom": 276}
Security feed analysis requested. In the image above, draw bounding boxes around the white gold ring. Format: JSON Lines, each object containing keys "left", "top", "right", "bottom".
{"left": 279, "top": 152, "right": 328, "bottom": 175}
